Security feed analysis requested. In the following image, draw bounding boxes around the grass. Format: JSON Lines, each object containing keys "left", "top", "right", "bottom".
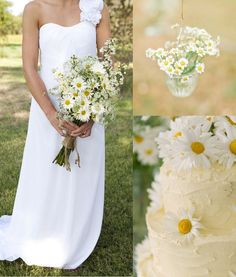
{"left": 0, "top": 35, "right": 133, "bottom": 276}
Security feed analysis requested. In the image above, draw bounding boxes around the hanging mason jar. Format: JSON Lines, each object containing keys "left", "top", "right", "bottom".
{"left": 166, "top": 72, "right": 198, "bottom": 97}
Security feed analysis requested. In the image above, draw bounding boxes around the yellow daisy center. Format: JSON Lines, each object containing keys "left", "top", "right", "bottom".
{"left": 84, "top": 90, "right": 90, "bottom": 97}
{"left": 81, "top": 100, "right": 86, "bottom": 106}
{"left": 76, "top": 82, "right": 82, "bottom": 88}
{"left": 226, "top": 116, "right": 236, "bottom": 126}
{"left": 73, "top": 92, "right": 78, "bottom": 97}
{"left": 174, "top": 131, "right": 182, "bottom": 138}
{"left": 81, "top": 110, "right": 86, "bottom": 115}
{"left": 229, "top": 140, "right": 236, "bottom": 155}
{"left": 145, "top": 149, "right": 153, "bottom": 155}
{"left": 191, "top": 141, "right": 205, "bottom": 154}
{"left": 65, "top": 99, "right": 71, "bottom": 106}
{"left": 178, "top": 219, "right": 192, "bottom": 234}
{"left": 134, "top": 135, "right": 144, "bottom": 144}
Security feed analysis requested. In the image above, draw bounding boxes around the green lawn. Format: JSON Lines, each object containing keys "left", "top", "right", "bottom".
{"left": 0, "top": 36, "right": 133, "bottom": 276}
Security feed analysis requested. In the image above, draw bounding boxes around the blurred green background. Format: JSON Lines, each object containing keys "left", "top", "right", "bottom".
{"left": 133, "top": 116, "right": 168, "bottom": 248}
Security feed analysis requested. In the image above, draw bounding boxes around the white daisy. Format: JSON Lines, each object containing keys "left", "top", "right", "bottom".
{"left": 137, "top": 140, "right": 158, "bottom": 166}
{"left": 160, "top": 59, "right": 171, "bottom": 70}
{"left": 135, "top": 238, "right": 152, "bottom": 265}
{"left": 186, "top": 43, "right": 196, "bottom": 52}
{"left": 196, "top": 47, "right": 206, "bottom": 58}
{"left": 62, "top": 97, "right": 74, "bottom": 110}
{"left": 170, "top": 128, "right": 219, "bottom": 170}
{"left": 134, "top": 126, "right": 163, "bottom": 154}
{"left": 177, "top": 58, "right": 189, "bottom": 69}
{"left": 77, "top": 108, "right": 91, "bottom": 122}
{"left": 82, "top": 89, "right": 93, "bottom": 99}
{"left": 73, "top": 76, "right": 86, "bottom": 91}
{"left": 215, "top": 125, "right": 236, "bottom": 168}
{"left": 196, "top": 62, "right": 205, "bottom": 74}
{"left": 164, "top": 208, "right": 203, "bottom": 244}
{"left": 155, "top": 47, "right": 166, "bottom": 58}
{"left": 156, "top": 117, "right": 214, "bottom": 165}
{"left": 214, "top": 116, "right": 236, "bottom": 135}
{"left": 165, "top": 66, "right": 174, "bottom": 76}
{"left": 91, "top": 61, "right": 106, "bottom": 75}
{"left": 166, "top": 55, "right": 175, "bottom": 64}
{"left": 147, "top": 174, "right": 163, "bottom": 212}
{"left": 146, "top": 48, "right": 156, "bottom": 59}
{"left": 181, "top": 75, "right": 190, "bottom": 84}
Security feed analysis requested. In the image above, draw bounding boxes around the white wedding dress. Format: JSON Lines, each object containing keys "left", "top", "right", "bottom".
{"left": 0, "top": 0, "right": 105, "bottom": 269}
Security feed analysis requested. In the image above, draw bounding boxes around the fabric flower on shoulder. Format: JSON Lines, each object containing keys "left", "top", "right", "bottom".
{"left": 80, "top": 0, "right": 104, "bottom": 25}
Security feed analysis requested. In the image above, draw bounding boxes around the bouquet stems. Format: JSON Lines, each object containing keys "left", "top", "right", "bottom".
{"left": 53, "top": 136, "right": 80, "bottom": 171}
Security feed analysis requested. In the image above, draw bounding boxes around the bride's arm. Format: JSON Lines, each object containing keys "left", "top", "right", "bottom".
{"left": 22, "top": 2, "right": 76, "bottom": 136}
{"left": 96, "top": 4, "right": 112, "bottom": 57}
{"left": 71, "top": 4, "right": 111, "bottom": 138}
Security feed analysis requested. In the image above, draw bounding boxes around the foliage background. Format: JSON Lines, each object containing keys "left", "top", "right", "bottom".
{"left": 133, "top": 0, "right": 236, "bottom": 115}
{"left": 0, "top": 0, "right": 133, "bottom": 276}
{"left": 133, "top": 117, "right": 167, "bottom": 248}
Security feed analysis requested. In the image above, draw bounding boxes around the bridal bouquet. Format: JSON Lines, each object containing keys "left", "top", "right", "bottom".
{"left": 146, "top": 25, "right": 220, "bottom": 97}
{"left": 49, "top": 39, "right": 125, "bottom": 171}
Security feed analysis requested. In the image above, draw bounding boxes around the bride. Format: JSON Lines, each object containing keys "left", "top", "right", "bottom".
{"left": 0, "top": 0, "right": 111, "bottom": 269}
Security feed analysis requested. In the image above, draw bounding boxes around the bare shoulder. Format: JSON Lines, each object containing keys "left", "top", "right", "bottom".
{"left": 23, "top": 1, "right": 42, "bottom": 24}
{"left": 23, "top": 0, "right": 42, "bottom": 14}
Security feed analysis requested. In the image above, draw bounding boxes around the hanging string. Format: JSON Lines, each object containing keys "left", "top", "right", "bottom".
{"left": 181, "top": 0, "right": 184, "bottom": 24}
{"left": 177, "top": 0, "right": 184, "bottom": 45}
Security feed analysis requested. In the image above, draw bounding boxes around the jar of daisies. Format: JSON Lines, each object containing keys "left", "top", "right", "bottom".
{"left": 166, "top": 72, "right": 198, "bottom": 97}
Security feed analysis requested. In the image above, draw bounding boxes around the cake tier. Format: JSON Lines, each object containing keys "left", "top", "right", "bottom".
{"left": 159, "top": 163, "right": 236, "bottom": 232}
{"left": 145, "top": 210, "right": 236, "bottom": 277}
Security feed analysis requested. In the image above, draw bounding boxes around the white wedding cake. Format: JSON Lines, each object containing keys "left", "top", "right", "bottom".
{"left": 136, "top": 116, "right": 236, "bottom": 277}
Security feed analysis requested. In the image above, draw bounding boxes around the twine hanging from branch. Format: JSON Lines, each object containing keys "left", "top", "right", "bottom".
{"left": 181, "top": 0, "right": 184, "bottom": 23}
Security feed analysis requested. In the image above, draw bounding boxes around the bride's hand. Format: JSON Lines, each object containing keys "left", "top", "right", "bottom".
{"left": 70, "top": 120, "right": 94, "bottom": 138}
{"left": 47, "top": 110, "right": 77, "bottom": 136}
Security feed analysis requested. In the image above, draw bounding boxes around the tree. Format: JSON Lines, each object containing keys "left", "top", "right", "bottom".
{"left": 0, "top": 0, "right": 18, "bottom": 38}
{"left": 106, "top": 0, "right": 132, "bottom": 63}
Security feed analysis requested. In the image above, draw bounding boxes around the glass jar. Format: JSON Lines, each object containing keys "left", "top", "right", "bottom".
{"left": 166, "top": 73, "right": 198, "bottom": 97}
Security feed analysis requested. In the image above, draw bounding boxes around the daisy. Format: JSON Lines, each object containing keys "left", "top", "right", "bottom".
{"left": 177, "top": 58, "right": 188, "bottom": 69}
{"left": 155, "top": 47, "right": 166, "bottom": 58}
{"left": 71, "top": 91, "right": 79, "bottom": 98}
{"left": 91, "top": 61, "right": 106, "bottom": 75}
{"left": 166, "top": 55, "right": 175, "bottom": 64}
{"left": 215, "top": 125, "right": 236, "bottom": 168}
{"left": 196, "top": 62, "right": 205, "bottom": 74}
{"left": 214, "top": 116, "right": 236, "bottom": 135}
{"left": 62, "top": 97, "right": 74, "bottom": 110}
{"left": 134, "top": 126, "right": 163, "bottom": 154}
{"left": 147, "top": 174, "right": 163, "bottom": 212}
{"left": 137, "top": 140, "right": 158, "bottom": 166}
{"left": 73, "top": 76, "right": 86, "bottom": 90}
{"left": 181, "top": 75, "right": 190, "bottom": 84}
{"left": 82, "top": 89, "right": 92, "bottom": 98}
{"left": 146, "top": 48, "right": 156, "bottom": 59}
{"left": 160, "top": 60, "right": 171, "bottom": 70}
{"left": 135, "top": 238, "right": 152, "bottom": 265}
{"left": 170, "top": 128, "right": 219, "bottom": 170}
{"left": 166, "top": 66, "right": 174, "bottom": 75}
{"left": 77, "top": 108, "right": 91, "bottom": 122}
{"left": 196, "top": 48, "right": 206, "bottom": 58}
{"left": 164, "top": 208, "right": 203, "bottom": 244}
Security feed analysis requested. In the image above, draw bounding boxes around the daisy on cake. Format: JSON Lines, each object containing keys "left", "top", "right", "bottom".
{"left": 135, "top": 116, "right": 236, "bottom": 277}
